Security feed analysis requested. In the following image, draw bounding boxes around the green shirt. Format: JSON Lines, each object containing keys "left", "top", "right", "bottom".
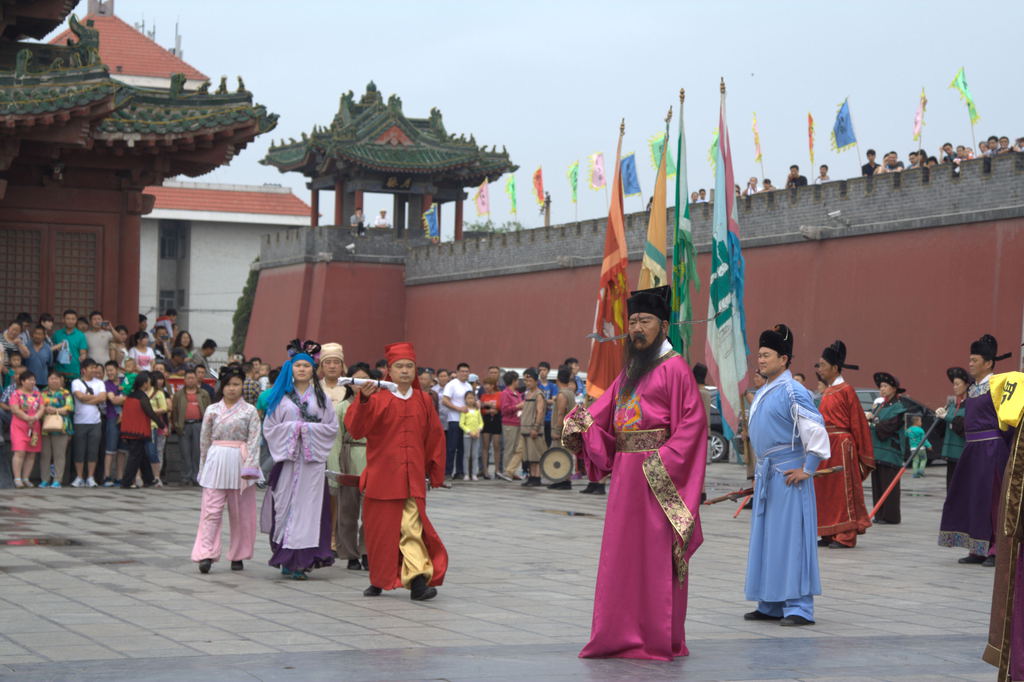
{"left": 52, "top": 328, "right": 88, "bottom": 378}
{"left": 871, "top": 398, "right": 908, "bottom": 467}
{"left": 941, "top": 398, "right": 966, "bottom": 461}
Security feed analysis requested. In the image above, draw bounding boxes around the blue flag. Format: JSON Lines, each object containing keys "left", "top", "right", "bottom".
{"left": 830, "top": 99, "right": 857, "bottom": 152}
{"left": 620, "top": 152, "right": 641, "bottom": 197}
{"left": 422, "top": 204, "right": 439, "bottom": 242}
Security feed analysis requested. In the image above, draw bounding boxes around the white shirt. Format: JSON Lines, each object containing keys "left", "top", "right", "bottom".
{"left": 128, "top": 346, "right": 155, "bottom": 370}
{"left": 830, "top": 375, "right": 845, "bottom": 387}
{"left": 813, "top": 175, "right": 830, "bottom": 184}
{"left": 374, "top": 215, "right": 390, "bottom": 228}
{"left": 71, "top": 378, "right": 106, "bottom": 424}
{"left": 84, "top": 329, "right": 113, "bottom": 364}
{"left": 443, "top": 379, "right": 474, "bottom": 421}
{"left": 395, "top": 386, "right": 414, "bottom": 401}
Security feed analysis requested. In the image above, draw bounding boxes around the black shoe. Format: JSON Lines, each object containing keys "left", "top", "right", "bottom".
{"left": 828, "top": 542, "right": 853, "bottom": 549}
{"left": 983, "top": 556, "right": 996, "bottom": 567}
{"left": 873, "top": 518, "right": 888, "bottom": 525}
{"left": 347, "top": 559, "right": 362, "bottom": 570}
{"left": 256, "top": 481, "right": 267, "bottom": 490}
{"left": 361, "top": 554, "right": 369, "bottom": 571}
{"left": 547, "top": 480, "right": 572, "bottom": 490}
{"left": 523, "top": 477, "right": 542, "bottom": 487}
{"left": 363, "top": 585, "right": 382, "bottom": 597}
{"left": 590, "top": 483, "right": 606, "bottom": 495}
{"left": 744, "top": 610, "right": 781, "bottom": 621}
{"left": 579, "top": 482, "right": 597, "bottom": 494}
{"left": 198, "top": 559, "right": 212, "bottom": 574}
{"left": 818, "top": 538, "right": 831, "bottom": 547}
{"left": 410, "top": 574, "right": 437, "bottom": 601}
{"left": 779, "top": 615, "right": 814, "bottom": 626}
{"left": 959, "top": 554, "right": 987, "bottom": 564}
{"left": 230, "top": 560, "right": 243, "bottom": 571}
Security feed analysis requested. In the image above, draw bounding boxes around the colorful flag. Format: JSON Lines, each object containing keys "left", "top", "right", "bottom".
{"left": 705, "top": 83, "right": 749, "bottom": 436}
{"left": 620, "top": 152, "right": 642, "bottom": 197}
{"left": 588, "top": 153, "right": 606, "bottom": 190}
{"left": 830, "top": 98, "right": 857, "bottom": 152}
{"left": 473, "top": 178, "right": 490, "bottom": 216}
{"left": 752, "top": 112, "right": 763, "bottom": 163}
{"left": 807, "top": 112, "right": 815, "bottom": 167}
{"left": 567, "top": 161, "right": 579, "bottom": 203}
{"left": 707, "top": 128, "right": 719, "bottom": 171}
{"left": 913, "top": 88, "right": 927, "bottom": 141}
{"left": 949, "top": 67, "right": 979, "bottom": 124}
{"left": 638, "top": 129, "right": 668, "bottom": 290}
{"left": 670, "top": 94, "right": 699, "bottom": 358}
{"left": 421, "top": 203, "right": 439, "bottom": 243}
{"left": 532, "top": 167, "right": 544, "bottom": 205}
{"left": 505, "top": 174, "right": 517, "bottom": 215}
{"left": 649, "top": 133, "right": 677, "bottom": 176}
{"left": 585, "top": 126, "right": 629, "bottom": 400}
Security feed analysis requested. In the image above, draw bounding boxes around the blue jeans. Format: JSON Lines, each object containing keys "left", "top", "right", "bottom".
{"left": 104, "top": 418, "right": 125, "bottom": 455}
{"left": 445, "top": 422, "right": 464, "bottom": 477}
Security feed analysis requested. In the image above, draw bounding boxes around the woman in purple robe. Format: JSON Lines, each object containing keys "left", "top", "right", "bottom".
{"left": 260, "top": 340, "right": 338, "bottom": 579}
{"left": 939, "top": 334, "right": 1014, "bottom": 566}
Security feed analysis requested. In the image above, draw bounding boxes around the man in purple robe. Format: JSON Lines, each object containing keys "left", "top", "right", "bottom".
{"left": 563, "top": 285, "right": 708, "bottom": 661}
{"left": 260, "top": 340, "right": 338, "bottom": 579}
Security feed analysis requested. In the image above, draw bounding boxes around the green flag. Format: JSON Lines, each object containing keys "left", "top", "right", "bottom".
{"left": 649, "top": 133, "right": 677, "bottom": 176}
{"left": 505, "top": 175, "right": 517, "bottom": 215}
{"left": 567, "top": 161, "right": 579, "bottom": 203}
{"left": 670, "top": 95, "right": 700, "bottom": 359}
{"left": 949, "top": 67, "right": 980, "bottom": 124}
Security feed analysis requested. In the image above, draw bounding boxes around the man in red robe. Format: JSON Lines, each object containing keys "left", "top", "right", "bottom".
{"left": 344, "top": 342, "right": 448, "bottom": 600}
{"left": 814, "top": 340, "right": 874, "bottom": 548}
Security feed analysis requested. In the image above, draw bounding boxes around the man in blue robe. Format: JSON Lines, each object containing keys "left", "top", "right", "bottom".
{"left": 743, "top": 324, "right": 830, "bottom": 626}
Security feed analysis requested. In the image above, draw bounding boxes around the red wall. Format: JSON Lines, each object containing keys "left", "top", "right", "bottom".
{"left": 405, "top": 223, "right": 1024, "bottom": 405}
{"left": 245, "top": 261, "right": 405, "bottom": 366}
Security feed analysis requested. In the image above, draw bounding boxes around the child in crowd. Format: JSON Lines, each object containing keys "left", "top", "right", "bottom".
{"left": 102, "top": 360, "right": 127, "bottom": 486}
{"left": 906, "top": 414, "right": 932, "bottom": 478}
{"left": 460, "top": 391, "right": 484, "bottom": 480}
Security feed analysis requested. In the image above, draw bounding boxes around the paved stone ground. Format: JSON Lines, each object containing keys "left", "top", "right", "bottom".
{"left": 0, "top": 461, "right": 998, "bottom": 681}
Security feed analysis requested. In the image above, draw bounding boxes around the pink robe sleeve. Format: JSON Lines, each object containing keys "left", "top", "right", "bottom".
{"left": 243, "top": 406, "right": 262, "bottom": 471}
{"left": 198, "top": 404, "right": 217, "bottom": 473}
{"left": 661, "top": 358, "right": 708, "bottom": 560}
{"left": 563, "top": 375, "right": 622, "bottom": 479}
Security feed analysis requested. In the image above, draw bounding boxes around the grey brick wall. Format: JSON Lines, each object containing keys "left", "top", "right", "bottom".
{"left": 258, "top": 153, "right": 1024, "bottom": 283}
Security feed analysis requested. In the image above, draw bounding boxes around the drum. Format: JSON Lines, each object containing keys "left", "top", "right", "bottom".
{"left": 540, "top": 446, "right": 574, "bottom": 483}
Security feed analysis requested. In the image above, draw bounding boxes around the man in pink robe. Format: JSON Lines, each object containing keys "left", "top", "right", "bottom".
{"left": 563, "top": 286, "right": 707, "bottom": 661}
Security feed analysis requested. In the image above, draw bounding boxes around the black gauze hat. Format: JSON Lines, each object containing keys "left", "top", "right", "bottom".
{"left": 759, "top": 324, "right": 794, "bottom": 358}
{"left": 627, "top": 285, "right": 672, "bottom": 321}
{"left": 946, "top": 367, "right": 970, "bottom": 384}
{"left": 873, "top": 371, "right": 907, "bottom": 394}
{"left": 821, "top": 340, "right": 859, "bottom": 371}
{"left": 970, "top": 334, "right": 1011, "bottom": 362}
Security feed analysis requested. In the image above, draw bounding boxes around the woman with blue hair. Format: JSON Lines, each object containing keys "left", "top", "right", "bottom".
{"left": 260, "top": 339, "right": 338, "bottom": 579}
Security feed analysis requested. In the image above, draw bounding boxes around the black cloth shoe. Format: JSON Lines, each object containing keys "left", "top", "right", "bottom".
{"left": 363, "top": 585, "right": 382, "bottom": 597}
{"left": 959, "top": 554, "right": 987, "bottom": 564}
{"left": 828, "top": 542, "right": 853, "bottom": 549}
{"left": 523, "top": 477, "right": 542, "bottom": 487}
{"left": 361, "top": 554, "right": 370, "bottom": 571}
{"left": 198, "top": 559, "right": 212, "bottom": 574}
{"left": 779, "top": 615, "right": 814, "bottom": 626}
{"left": 590, "top": 483, "right": 606, "bottom": 495}
{"left": 230, "top": 560, "right": 243, "bottom": 571}
{"left": 547, "top": 480, "right": 572, "bottom": 490}
{"left": 818, "top": 538, "right": 831, "bottom": 547}
{"left": 983, "top": 556, "right": 996, "bottom": 567}
{"left": 410, "top": 574, "right": 437, "bottom": 601}
{"left": 744, "top": 610, "right": 781, "bottom": 621}
{"left": 579, "top": 482, "right": 597, "bottom": 494}
{"left": 347, "top": 559, "right": 362, "bottom": 570}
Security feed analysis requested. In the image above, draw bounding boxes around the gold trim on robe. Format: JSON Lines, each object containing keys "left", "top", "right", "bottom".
{"left": 642, "top": 450, "right": 696, "bottom": 587}
{"left": 561, "top": 405, "right": 594, "bottom": 456}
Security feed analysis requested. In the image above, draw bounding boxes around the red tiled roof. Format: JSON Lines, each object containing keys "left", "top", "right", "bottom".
{"left": 146, "top": 185, "right": 311, "bottom": 217}
{"left": 49, "top": 14, "right": 207, "bottom": 81}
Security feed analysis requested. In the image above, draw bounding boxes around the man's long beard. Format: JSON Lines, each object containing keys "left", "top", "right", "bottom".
{"left": 620, "top": 330, "right": 666, "bottom": 397}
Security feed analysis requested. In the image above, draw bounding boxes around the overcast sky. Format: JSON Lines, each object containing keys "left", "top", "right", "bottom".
{"left": 58, "top": 1, "right": 1022, "bottom": 239}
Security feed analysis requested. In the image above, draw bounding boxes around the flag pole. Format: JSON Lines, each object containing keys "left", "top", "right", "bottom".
{"left": 968, "top": 103, "right": 978, "bottom": 154}
{"left": 758, "top": 159, "right": 766, "bottom": 184}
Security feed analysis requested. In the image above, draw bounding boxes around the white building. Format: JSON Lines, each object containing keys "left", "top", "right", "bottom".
{"left": 140, "top": 181, "right": 310, "bottom": 351}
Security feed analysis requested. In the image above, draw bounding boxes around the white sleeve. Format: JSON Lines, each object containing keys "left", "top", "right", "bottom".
{"left": 794, "top": 405, "right": 830, "bottom": 464}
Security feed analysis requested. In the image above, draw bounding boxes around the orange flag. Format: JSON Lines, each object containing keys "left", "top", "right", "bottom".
{"left": 586, "top": 122, "right": 629, "bottom": 400}
{"left": 532, "top": 167, "right": 545, "bottom": 205}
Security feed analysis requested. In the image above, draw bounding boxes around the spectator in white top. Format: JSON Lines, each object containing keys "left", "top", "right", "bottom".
{"left": 813, "top": 165, "right": 830, "bottom": 184}
{"left": 373, "top": 210, "right": 390, "bottom": 228}
{"left": 442, "top": 363, "right": 474, "bottom": 480}
{"left": 70, "top": 359, "right": 108, "bottom": 487}
{"left": 696, "top": 189, "right": 708, "bottom": 203}
{"left": 744, "top": 176, "right": 758, "bottom": 196}
{"left": 84, "top": 311, "right": 114, "bottom": 364}
{"left": 127, "top": 332, "right": 156, "bottom": 371}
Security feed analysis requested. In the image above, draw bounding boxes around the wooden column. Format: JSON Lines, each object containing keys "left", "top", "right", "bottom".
{"left": 334, "top": 178, "right": 344, "bottom": 227}
{"left": 355, "top": 190, "right": 364, "bottom": 211}
{"left": 393, "top": 194, "right": 406, "bottom": 239}
{"left": 310, "top": 188, "right": 319, "bottom": 227}
{"left": 118, "top": 205, "right": 141, "bottom": 326}
{"left": 454, "top": 197, "right": 464, "bottom": 241}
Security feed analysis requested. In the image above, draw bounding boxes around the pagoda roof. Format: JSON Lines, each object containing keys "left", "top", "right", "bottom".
{"left": 0, "top": 14, "right": 276, "bottom": 179}
{"left": 49, "top": 13, "right": 207, "bottom": 81}
{"left": 262, "top": 82, "right": 516, "bottom": 188}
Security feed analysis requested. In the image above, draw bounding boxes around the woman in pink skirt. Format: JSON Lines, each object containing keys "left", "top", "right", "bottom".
{"left": 191, "top": 366, "right": 262, "bottom": 573}
{"left": 9, "top": 370, "right": 45, "bottom": 488}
